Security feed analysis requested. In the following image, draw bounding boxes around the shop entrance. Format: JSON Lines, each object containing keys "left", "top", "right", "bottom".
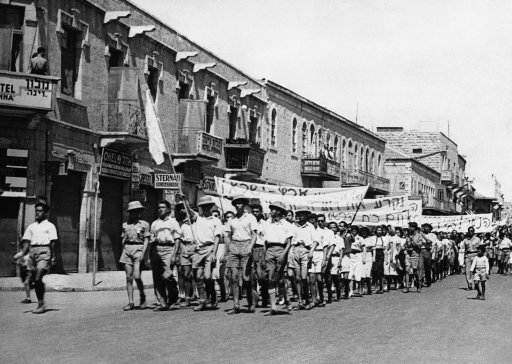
{"left": 99, "top": 177, "right": 124, "bottom": 271}
{"left": 50, "top": 171, "right": 84, "bottom": 273}
{"left": 0, "top": 198, "right": 21, "bottom": 276}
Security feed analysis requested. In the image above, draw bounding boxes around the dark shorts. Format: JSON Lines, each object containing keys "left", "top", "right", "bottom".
{"left": 265, "top": 245, "right": 286, "bottom": 281}
{"left": 227, "top": 240, "right": 252, "bottom": 269}
{"left": 29, "top": 246, "right": 51, "bottom": 271}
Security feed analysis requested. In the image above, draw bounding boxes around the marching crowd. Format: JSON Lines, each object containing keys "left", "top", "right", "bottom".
{"left": 15, "top": 196, "right": 511, "bottom": 314}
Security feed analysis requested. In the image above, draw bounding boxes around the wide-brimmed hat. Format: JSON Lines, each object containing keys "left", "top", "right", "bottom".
{"left": 295, "top": 208, "right": 310, "bottom": 217}
{"left": 249, "top": 198, "right": 262, "bottom": 208}
{"left": 127, "top": 201, "right": 144, "bottom": 211}
{"left": 197, "top": 195, "right": 217, "bottom": 207}
{"left": 269, "top": 201, "right": 287, "bottom": 214}
{"left": 231, "top": 195, "right": 249, "bottom": 206}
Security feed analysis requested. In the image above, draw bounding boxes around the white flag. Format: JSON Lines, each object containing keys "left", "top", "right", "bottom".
{"left": 144, "top": 90, "right": 166, "bottom": 165}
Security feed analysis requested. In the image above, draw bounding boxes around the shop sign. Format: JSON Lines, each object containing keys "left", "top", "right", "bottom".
{"left": 154, "top": 173, "right": 182, "bottom": 190}
{"left": 131, "top": 163, "right": 141, "bottom": 190}
{"left": 0, "top": 72, "right": 56, "bottom": 110}
{"left": 67, "top": 153, "right": 90, "bottom": 173}
{"left": 100, "top": 149, "right": 132, "bottom": 180}
{"left": 199, "top": 176, "right": 217, "bottom": 194}
{"left": 140, "top": 173, "right": 153, "bottom": 186}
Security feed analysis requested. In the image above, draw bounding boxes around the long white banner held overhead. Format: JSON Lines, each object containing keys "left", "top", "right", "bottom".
{"left": 327, "top": 195, "right": 423, "bottom": 227}
{"left": 421, "top": 214, "right": 494, "bottom": 233}
{"left": 215, "top": 177, "right": 365, "bottom": 197}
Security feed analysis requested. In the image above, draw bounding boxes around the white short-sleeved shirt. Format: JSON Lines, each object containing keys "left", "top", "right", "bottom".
{"left": 351, "top": 235, "right": 365, "bottom": 252}
{"left": 151, "top": 216, "right": 182, "bottom": 243}
{"left": 263, "top": 219, "right": 295, "bottom": 245}
{"left": 331, "top": 234, "right": 344, "bottom": 255}
{"left": 227, "top": 213, "right": 258, "bottom": 241}
{"left": 254, "top": 219, "right": 269, "bottom": 247}
{"left": 22, "top": 220, "right": 58, "bottom": 246}
{"left": 499, "top": 237, "right": 512, "bottom": 250}
{"left": 293, "top": 222, "right": 316, "bottom": 247}
{"left": 317, "top": 227, "right": 334, "bottom": 249}
{"left": 180, "top": 223, "right": 194, "bottom": 242}
{"left": 192, "top": 215, "right": 223, "bottom": 247}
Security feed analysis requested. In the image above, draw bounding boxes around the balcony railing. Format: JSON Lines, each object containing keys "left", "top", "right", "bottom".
{"left": 441, "top": 170, "right": 455, "bottom": 185}
{"left": 341, "top": 169, "right": 390, "bottom": 193}
{"left": 301, "top": 156, "right": 340, "bottom": 181}
{"left": 0, "top": 70, "right": 59, "bottom": 112}
{"left": 171, "top": 129, "right": 223, "bottom": 162}
{"left": 224, "top": 142, "right": 265, "bottom": 176}
{"left": 95, "top": 101, "right": 147, "bottom": 138}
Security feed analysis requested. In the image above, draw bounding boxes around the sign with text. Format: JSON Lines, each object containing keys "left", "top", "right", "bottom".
{"left": 421, "top": 214, "right": 494, "bottom": 233}
{"left": 199, "top": 176, "right": 217, "bottom": 194}
{"left": 154, "top": 173, "right": 182, "bottom": 190}
{"left": 100, "top": 149, "right": 132, "bottom": 180}
{"left": 0, "top": 72, "right": 56, "bottom": 110}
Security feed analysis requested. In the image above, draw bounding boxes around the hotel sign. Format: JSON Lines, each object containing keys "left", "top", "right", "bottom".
{"left": 0, "top": 71, "right": 58, "bottom": 110}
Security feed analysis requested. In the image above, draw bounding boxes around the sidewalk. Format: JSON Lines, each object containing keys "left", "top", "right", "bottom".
{"left": 0, "top": 271, "right": 154, "bottom": 292}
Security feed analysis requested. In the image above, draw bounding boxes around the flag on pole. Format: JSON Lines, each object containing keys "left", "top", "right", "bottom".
{"left": 144, "top": 89, "right": 166, "bottom": 165}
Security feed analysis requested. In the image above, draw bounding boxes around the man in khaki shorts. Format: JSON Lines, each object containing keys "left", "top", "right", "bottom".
{"left": 225, "top": 195, "right": 258, "bottom": 313}
{"left": 150, "top": 200, "right": 182, "bottom": 311}
{"left": 120, "top": 201, "right": 151, "bottom": 311}
{"left": 263, "top": 201, "right": 295, "bottom": 315}
{"left": 14, "top": 202, "right": 58, "bottom": 314}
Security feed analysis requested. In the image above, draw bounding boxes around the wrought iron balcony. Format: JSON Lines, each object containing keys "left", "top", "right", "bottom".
{"left": 301, "top": 156, "right": 340, "bottom": 181}
{"left": 224, "top": 139, "right": 265, "bottom": 176}
{"left": 341, "top": 169, "right": 390, "bottom": 193}
{"left": 95, "top": 101, "right": 147, "bottom": 138}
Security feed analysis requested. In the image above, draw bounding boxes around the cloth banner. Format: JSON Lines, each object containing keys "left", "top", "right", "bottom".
{"left": 144, "top": 90, "right": 166, "bottom": 165}
{"left": 215, "top": 177, "right": 366, "bottom": 197}
{"left": 421, "top": 214, "right": 494, "bottom": 233}
{"left": 328, "top": 195, "right": 422, "bottom": 226}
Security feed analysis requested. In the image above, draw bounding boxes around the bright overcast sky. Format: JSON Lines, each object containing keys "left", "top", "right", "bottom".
{"left": 132, "top": 0, "right": 512, "bottom": 199}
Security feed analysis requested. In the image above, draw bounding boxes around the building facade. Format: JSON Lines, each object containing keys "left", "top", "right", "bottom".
{"left": 264, "top": 80, "right": 389, "bottom": 197}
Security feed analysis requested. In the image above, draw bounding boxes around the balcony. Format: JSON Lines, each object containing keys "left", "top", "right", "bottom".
{"left": 441, "top": 170, "right": 455, "bottom": 185}
{"left": 341, "top": 169, "right": 390, "bottom": 194}
{"left": 224, "top": 139, "right": 266, "bottom": 177}
{"left": 301, "top": 156, "right": 340, "bottom": 181}
{"left": 171, "top": 129, "right": 223, "bottom": 163}
{"left": 0, "top": 70, "right": 59, "bottom": 114}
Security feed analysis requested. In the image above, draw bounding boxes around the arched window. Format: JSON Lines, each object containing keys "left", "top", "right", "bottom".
{"left": 302, "top": 122, "right": 307, "bottom": 155}
{"left": 318, "top": 129, "right": 323, "bottom": 157}
{"left": 292, "top": 118, "right": 297, "bottom": 153}
{"left": 378, "top": 155, "right": 382, "bottom": 175}
{"left": 334, "top": 136, "right": 339, "bottom": 162}
{"left": 270, "top": 109, "right": 277, "bottom": 146}
{"left": 342, "top": 139, "right": 346, "bottom": 167}
{"left": 370, "top": 151, "right": 375, "bottom": 173}
{"left": 354, "top": 145, "right": 358, "bottom": 169}
{"left": 360, "top": 148, "right": 364, "bottom": 172}
{"left": 309, "top": 124, "right": 315, "bottom": 156}
{"left": 365, "top": 148, "right": 369, "bottom": 172}
{"left": 348, "top": 141, "right": 353, "bottom": 169}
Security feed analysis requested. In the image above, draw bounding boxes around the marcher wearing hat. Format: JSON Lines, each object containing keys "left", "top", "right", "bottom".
{"left": 462, "top": 226, "right": 481, "bottom": 290}
{"left": 150, "top": 200, "right": 183, "bottom": 311}
{"left": 225, "top": 195, "right": 258, "bottom": 313}
{"left": 263, "top": 201, "right": 295, "bottom": 315}
{"left": 120, "top": 201, "right": 151, "bottom": 310}
{"left": 181, "top": 195, "right": 223, "bottom": 311}
{"left": 406, "top": 222, "right": 426, "bottom": 292}
{"left": 287, "top": 209, "right": 316, "bottom": 309}
{"left": 250, "top": 199, "right": 270, "bottom": 307}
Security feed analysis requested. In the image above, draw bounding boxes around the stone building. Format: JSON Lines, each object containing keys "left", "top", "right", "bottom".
{"left": 263, "top": 80, "right": 390, "bottom": 197}
{"left": 377, "top": 127, "right": 473, "bottom": 214}
{"left": 0, "top": 0, "right": 266, "bottom": 276}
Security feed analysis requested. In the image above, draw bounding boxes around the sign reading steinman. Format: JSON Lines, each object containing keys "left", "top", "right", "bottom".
{"left": 154, "top": 173, "right": 182, "bottom": 190}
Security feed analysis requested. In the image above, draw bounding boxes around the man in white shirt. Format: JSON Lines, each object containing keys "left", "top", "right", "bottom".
{"left": 150, "top": 200, "right": 182, "bottom": 311}
{"left": 181, "top": 195, "right": 223, "bottom": 311}
{"left": 250, "top": 199, "right": 270, "bottom": 308}
{"left": 263, "top": 201, "right": 295, "bottom": 315}
{"left": 309, "top": 214, "right": 330, "bottom": 307}
{"left": 225, "top": 195, "right": 258, "bottom": 314}
{"left": 288, "top": 209, "right": 316, "bottom": 310}
{"left": 14, "top": 202, "right": 58, "bottom": 314}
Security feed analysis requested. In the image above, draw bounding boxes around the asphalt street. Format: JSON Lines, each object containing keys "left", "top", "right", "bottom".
{"left": 1, "top": 273, "right": 511, "bottom": 364}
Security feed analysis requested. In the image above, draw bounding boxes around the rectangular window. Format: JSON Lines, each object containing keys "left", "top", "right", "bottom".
{"left": 0, "top": 5, "right": 24, "bottom": 72}
{"left": 61, "top": 25, "right": 81, "bottom": 96}
{"left": 178, "top": 81, "right": 190, "bottom": 100}
{"left": 228, "top": 106, "right": 238, "bottom": 140}
{"left": 146, "top": 65, "right": 159, "bottom": 101}
{"left": 108, "top": 47, "right": 124, "bottom": 70}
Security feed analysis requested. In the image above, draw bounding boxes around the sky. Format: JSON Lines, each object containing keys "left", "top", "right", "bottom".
{"left": 132, "top": 0, "right": 512, "bottom": 199}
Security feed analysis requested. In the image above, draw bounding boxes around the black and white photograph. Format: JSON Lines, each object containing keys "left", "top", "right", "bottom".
{"left": 0, "top": 0, "right": 511, "bottom": 363}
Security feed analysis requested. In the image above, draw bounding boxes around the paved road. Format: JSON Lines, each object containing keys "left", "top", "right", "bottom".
{"left": 1, "top": 274, "right": 511, "bottom": 363}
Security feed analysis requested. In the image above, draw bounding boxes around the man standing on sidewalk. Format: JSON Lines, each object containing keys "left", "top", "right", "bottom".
{"left": 150, "top": 200, "right": 182, "bottom": 311}
{"left": 14, "top": 202, "right": 58, "bottom": 314}
{"left": 119, "top": 201, "right": 151, "bottom": 311}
